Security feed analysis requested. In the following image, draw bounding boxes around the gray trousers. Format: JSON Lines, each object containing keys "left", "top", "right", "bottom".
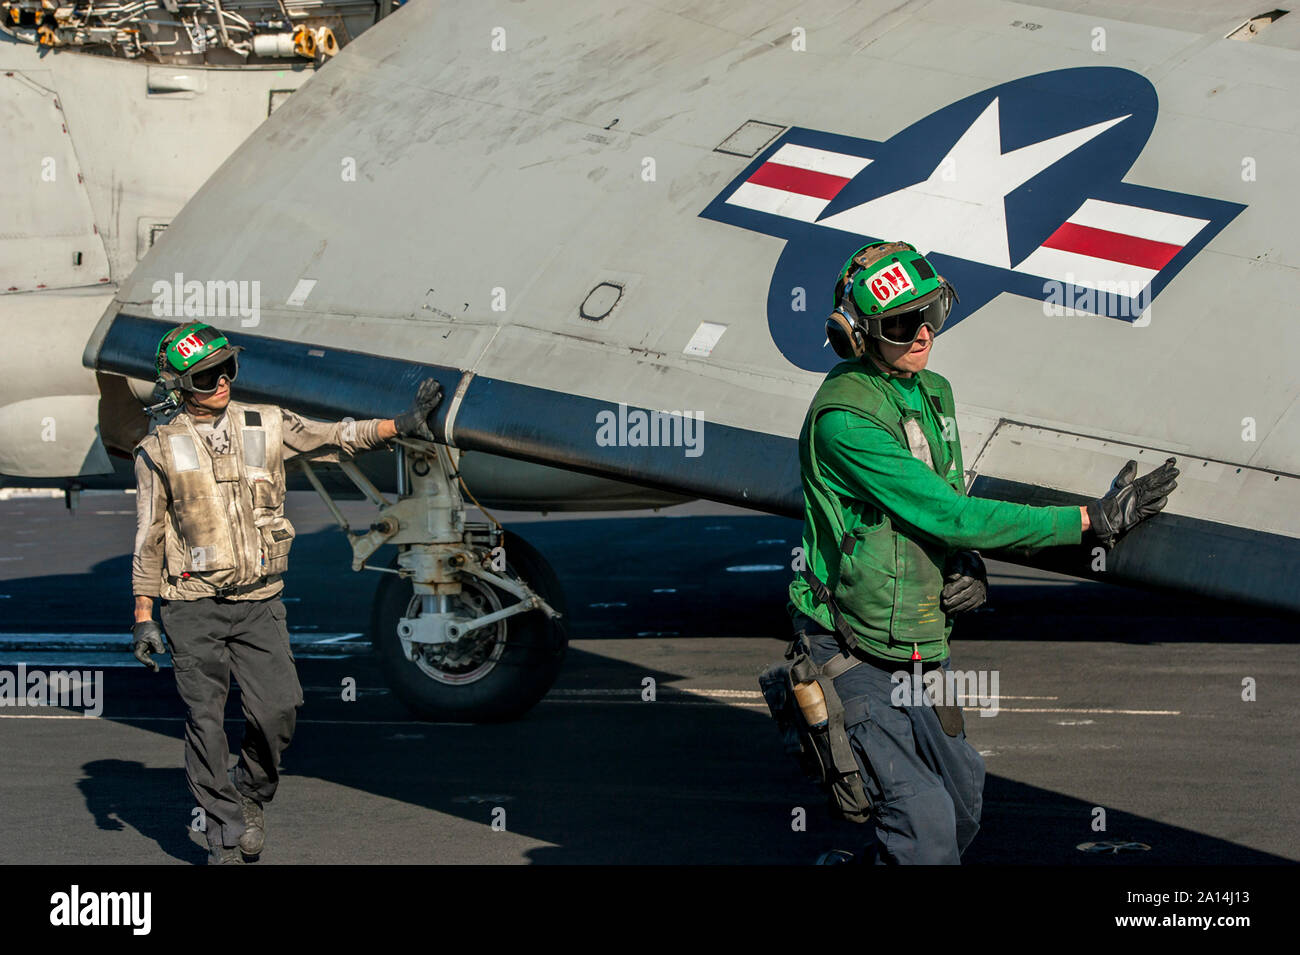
{"left": 160, "top": 595, "right": 304, "bottom": 849}
{"left": 795, "top": 613, "right": 986, "bottom": 864}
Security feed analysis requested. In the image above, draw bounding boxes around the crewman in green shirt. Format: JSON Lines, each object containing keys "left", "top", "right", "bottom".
{"left": 788, "top": 241, "right": 1179, "bottom": 864}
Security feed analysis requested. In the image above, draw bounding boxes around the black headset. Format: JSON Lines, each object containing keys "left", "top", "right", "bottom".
{"left": 825, "top": 251, "right": 881, "bottom": 360}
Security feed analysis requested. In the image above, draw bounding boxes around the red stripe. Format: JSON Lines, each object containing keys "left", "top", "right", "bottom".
{"left": 1041, "top": 222, "right": 1183, "bottom": 271}
{"left": 746, "top": 162, "right": 850, "bottom": 200}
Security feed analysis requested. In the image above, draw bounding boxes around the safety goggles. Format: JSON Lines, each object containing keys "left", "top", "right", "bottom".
{"left": 180, "top": 355, "right": 238, "bottom": 394}
{"left": 865, "top": 287, "right": 956, "bottom": 346}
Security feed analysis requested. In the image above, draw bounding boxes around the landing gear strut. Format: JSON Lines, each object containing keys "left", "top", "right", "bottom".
{"left": 300, "top": 441, "right": 566, "bottom": 722}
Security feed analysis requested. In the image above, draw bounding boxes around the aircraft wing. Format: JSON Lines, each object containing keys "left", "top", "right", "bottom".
{"left": 84, "top": 0, "right": 1300, "bottom": 612}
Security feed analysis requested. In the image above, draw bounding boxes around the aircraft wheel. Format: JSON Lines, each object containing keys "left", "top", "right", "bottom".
{"left": 370, "top": 531, "right": 566, "bottom": 722}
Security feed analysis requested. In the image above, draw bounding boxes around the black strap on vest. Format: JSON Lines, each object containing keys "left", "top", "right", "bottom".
{"left": 798, "top": 532, "right": 860, "bottom": 655}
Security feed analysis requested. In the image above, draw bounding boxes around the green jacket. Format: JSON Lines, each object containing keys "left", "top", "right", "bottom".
{"left": 788, "top": 359, "right": 1082, "bottom": 661}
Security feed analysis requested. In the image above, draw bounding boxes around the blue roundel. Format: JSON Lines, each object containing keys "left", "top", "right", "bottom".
{"left": 699, "top": 67, "right": 1242, "bottom": 373}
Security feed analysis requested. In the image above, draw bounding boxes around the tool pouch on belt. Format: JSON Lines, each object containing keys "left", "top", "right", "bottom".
{"left": 759, "top": 635, "right": 871, "bottom": 824}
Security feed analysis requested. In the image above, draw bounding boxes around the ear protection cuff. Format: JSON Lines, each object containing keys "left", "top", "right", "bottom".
{"left": 826, "top": 307, "right": 866, "bottom": 359}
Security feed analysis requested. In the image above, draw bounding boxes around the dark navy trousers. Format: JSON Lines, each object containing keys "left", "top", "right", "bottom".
{"left": 796, "top": 613, "right": 986, "bottom": 864}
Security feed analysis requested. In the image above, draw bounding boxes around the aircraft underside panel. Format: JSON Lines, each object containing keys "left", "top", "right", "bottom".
{"left": 967, "top": 421, "right": 1300, "bottom": 611}
{"left": 0, "top": 70, "right": 110, "bottom": 293}
{"left": 93, "top": 313, "right": 799, "bottom": 512}
{"left": 970, "top": 421, "right": 1300, "bottom": 541}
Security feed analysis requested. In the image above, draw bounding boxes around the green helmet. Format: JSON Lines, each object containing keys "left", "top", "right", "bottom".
{"left": 826, "top": 241, "right": 958, "bottom": 360}
{"left": 154, "top": 322, "right": 243, "bottom": 394}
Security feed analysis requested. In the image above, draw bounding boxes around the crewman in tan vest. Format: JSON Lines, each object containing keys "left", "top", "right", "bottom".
{"left": 129, "top": 322, "right": 443, "bottom": 864}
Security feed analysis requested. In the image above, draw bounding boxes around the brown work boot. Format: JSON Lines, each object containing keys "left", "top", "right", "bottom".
{"left": 208, "top": 845, "right": 245, "bottom": 865}
{"left": 238, "top": 792, "right": 265, "bottom": 857}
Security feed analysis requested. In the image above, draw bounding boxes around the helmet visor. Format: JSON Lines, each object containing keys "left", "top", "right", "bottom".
{"left": 870, "top": 289, "right": 950, "bottom": 346}
{"left": 183, "top": 355, "right": 238, "bottom": 394}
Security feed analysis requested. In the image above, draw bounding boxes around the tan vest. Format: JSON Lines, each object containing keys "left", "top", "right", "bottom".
{"left": 141, "top": 400, "right": 294, "bottom": 601}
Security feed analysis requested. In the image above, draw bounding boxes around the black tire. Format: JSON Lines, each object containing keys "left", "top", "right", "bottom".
{"left": 370, "top": 531, "right": 567, "bottom": 722}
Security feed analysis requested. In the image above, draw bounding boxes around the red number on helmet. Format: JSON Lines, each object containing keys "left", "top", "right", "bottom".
{"left": 869, "top": 264, "right": 915, "bottom": 306}
{"left": 175, "top": 333, "right": 204, "bottom": 358}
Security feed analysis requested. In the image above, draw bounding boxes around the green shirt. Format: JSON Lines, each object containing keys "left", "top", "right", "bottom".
{"left": 891, "top": 374, "right": 939, "bottom": 437}
{"left": 789, "top": 364, "right": 1083, "bottom": 650}
{"left": 811, "top": 405, "right": 1081, "bottom": 552}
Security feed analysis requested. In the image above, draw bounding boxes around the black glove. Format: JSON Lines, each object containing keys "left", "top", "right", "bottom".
{"left": 941, "top": 550, "right": 987, "bottom": 615}
{"left": 393, "top": 378, "right": 443, "bottom": 441}
{"left": 132, "top": 620, "right": 166, "bottom": 673}
{"left": 1086, "top": 457, "right": 1179, "bottom": 549}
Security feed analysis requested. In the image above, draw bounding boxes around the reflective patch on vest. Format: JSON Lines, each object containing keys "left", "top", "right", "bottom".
{"left": 243, "top": 429, "right": 267, "bottom": 469}
{"left": 169, "top": 434, "right": 200, "bottom": 472}
{"left": 902, "top": 418, "right": 933, "bottom": 469}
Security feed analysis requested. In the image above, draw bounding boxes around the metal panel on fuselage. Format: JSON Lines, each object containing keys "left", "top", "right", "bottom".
{"left": 0, "top": 36, "right": 316, "bottom": 476}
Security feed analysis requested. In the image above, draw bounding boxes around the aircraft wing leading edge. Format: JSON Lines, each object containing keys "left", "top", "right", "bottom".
{"left": 89, "top": 313, "right": 1300, "bottom": 614}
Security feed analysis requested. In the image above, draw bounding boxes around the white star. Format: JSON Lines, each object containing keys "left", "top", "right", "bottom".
{"left": 816, "top": 99, "right": 1129, "bottom": 269}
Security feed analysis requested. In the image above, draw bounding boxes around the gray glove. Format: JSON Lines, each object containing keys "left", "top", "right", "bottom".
{"left": 941, "top": 550, "right": 988, "bottom": 615}
{"left": 132, "top": 620, "right": 166, "bottom": 673}
{"left": 393, "top": 378, "right": 443, "bottom": 441}
{"left": 1086, "top": 457, "right": 1179, "bottom": 549}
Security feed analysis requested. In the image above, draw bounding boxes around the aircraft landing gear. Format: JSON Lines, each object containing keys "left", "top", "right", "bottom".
{"left": 300, "top": 442, "right": 566, "bottom": 722}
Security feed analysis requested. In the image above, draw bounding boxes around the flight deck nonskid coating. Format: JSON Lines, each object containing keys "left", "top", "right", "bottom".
{"left": 0, "top": 494, "right": 1295, "bottom": 865}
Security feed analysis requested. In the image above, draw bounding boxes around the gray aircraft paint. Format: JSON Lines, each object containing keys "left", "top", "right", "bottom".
{"left": 31, "top": 0, "right": 1300, "bottom": 606}
{"left": 0, "top": 7, "right": 367, "bottom": 476}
